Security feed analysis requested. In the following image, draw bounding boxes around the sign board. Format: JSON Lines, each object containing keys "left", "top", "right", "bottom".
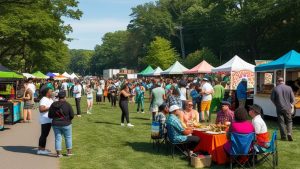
{"left": 230, "top": 70, "right": 255, "bottom": 90}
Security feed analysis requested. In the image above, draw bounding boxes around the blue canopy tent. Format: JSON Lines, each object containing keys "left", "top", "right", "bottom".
{"left": 46, "top": 72, "right": 56, "bottom": 77}
{"left": 255, "top": 50, "right": 300, "bottom": 71}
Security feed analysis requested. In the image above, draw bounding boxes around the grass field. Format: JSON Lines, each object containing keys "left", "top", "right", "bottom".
{"left": 60, "top": 96, "right": 300, "bottom": 169}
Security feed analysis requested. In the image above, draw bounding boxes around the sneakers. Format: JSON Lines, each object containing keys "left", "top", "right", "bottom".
{"left": 121, "top": 123, "right": 125, "bottom": 127}
{"left": 288, "top": 135, "right": 293, "bottom": 141}
{"left": 37, "top": 150, "right": 50, "bottom": 155}
{"left": 141, "top": 111, "right": 145, "bottom": 114}
{"left": 77, "top": 115, "right": 82, "bottom": 117}
{"left": 87, "top": 111, "right": 92, "bottom": 114}
{"left": 137, "top": 111, "right": 140, "bottom": 113}
{"left": 127, "top": 123, "right": 134, "bottom": 127}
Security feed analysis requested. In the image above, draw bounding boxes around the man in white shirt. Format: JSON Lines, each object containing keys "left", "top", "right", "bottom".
{"left": 200, "top": 78, "right": 214, "bottom": 122}
{"left": 62, "top": 80, "right": 69, "bottom": 97}
{"left": 37, "top": 87, "right": 54, "bottom": 155}
{"left": 73, "top": 80, "right": 82, "bottom": 117}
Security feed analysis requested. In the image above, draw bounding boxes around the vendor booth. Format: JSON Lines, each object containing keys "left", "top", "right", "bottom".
{"left": 255, "top": 50, "right": 300, "bottom": 117}
{"left": 0, "top": 64, "right": 24, "bottom": 125}
{"left": 62, "top": 72, "right": 71, "bottom": 78}
{"left": 184, "top": 60, "right": 214, "bottom": 74}
{"left": 32, "top": 71, "right": 48, "bottom": 79}
{"left": 70, "top": 73, "right": 79, "bottom": 79}
{"left": 161, "top": 61, "right": 188, "bottom": 75}
{"left": 145, "top": 67, "right": 163, "bottom": 76}
{"left": 138, "top": 66, "right": 154, "bottom": 76}
{"left": 212, "top": 55, "right": 255, "bottom": 109}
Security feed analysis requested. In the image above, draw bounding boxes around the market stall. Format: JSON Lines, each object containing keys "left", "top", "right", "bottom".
{"left": 62, "top": 72, "right": 71, "bottom": 78}
{"left": 145, "top": 67, "right": 163, "bottom": 76}
{"left": 32, "top": 71, "right": 48, "bottom": 79}
{"left": 70, "top": 73, "right": 79, "bottom": 79}
{"left": 46, "top": 72, "right": 56, "bottom": 78}
{"left": 255, "top": 50, "right": 300, "bottom": 117}
{"left": 138, "top": 65, "right": 154, "bottom": 76}
{"left": 184, "top": 60, "right": 214, "bottom": 74}
{"left": 54, "top": 74, "right": 68, "bottom": 81}
{"left": 212, "top": 55, "right": 255, "bottom": 109}
{"left": 161, "top": 61, "right": 188, "bottom": 75}
{"left": 22, "top": 73, "right": 36, "bottom": 79}
{"left": 0, "top": 64, "right": 24, "bottom": 124}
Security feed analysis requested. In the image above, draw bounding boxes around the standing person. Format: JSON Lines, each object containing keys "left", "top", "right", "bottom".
{"left": 85, "top": 85, "right": 93, "bottom": 114}
{"left": 37, "top": 87, "right": 54, "bottom": 155}
{"left": 103, "top": 83, "right": 109, "bottom": 102}
{"left": 96, "top": 82, "right": 103, "bottom": 104}
{"left": 210, "top": 80, "right": 225, "bottom": 116}
{"left": 119, "top": 84, "right": 134, "bottom": 127}
{"left": 135, "top": 83, "right": 145, "bottom": 113}
{"left": 73, "top": 80, "right": 82, "bottom": 117}
{"left": 22, "top": 82, "right": 34, "bottom": 123}
{"left": 271, "top": 77, "right": 295, "bottom": 141}
{"left": 200, "top": 78, "right": 214, "bottom": 122}
{"left": 190, "top": 84, "right": 202, "bottom": 115}
{"left": 150, "top": 83, "right": 166, "bottom": 121}
{"left": 27, "top": 78, "right": 36, "bottom": 95}
{"left": 68, "top": 80, "right": 74, "bottom": 98}
{"left": 236, "top": 78, "right": 248, "bottom": 108}
{"left": 62, "top": 80, "right": 69, "bottom": 98}
{"left": 109, "top": 82, "right": 117, "bottom": 107}
{"left": 48, "top": 91, "right": 74, "bottom": 158}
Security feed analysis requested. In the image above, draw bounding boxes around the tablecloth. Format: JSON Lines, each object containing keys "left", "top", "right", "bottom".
{"left": 193, "top": 130, "right": 229, "bottom": 164}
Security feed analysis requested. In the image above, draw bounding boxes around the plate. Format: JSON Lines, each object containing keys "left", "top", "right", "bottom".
{"left": 205, "top": 131, "right": 226, "bottom": 135}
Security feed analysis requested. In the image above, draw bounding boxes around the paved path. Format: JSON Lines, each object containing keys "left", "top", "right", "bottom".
{"left": 0, "top": 110, "right": 59, "bottom": 169}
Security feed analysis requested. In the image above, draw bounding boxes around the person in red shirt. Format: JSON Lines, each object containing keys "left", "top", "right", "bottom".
{"left": 215, "top": 101, "right": 234, "bottom": 125}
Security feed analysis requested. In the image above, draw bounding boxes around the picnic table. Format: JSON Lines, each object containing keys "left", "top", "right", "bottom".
{"left": 193, "top": 130, "right": 229, "bottom": 164}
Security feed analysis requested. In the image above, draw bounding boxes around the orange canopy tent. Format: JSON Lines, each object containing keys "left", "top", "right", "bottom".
{"left": 54, "top": 74, "right": 67, "bottom": 80}
{"left": 184, "top": 60, "right": 214, "bottom": 74}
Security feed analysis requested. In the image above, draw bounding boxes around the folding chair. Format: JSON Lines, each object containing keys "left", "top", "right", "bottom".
{"left": 166, "top": 136, "right": 188, "bottom": 159}
{"left": 151, "top": 121, "right": 166, "bottom": 152}
{"left": 230, "top": 132, "right": 256, "bottom": 169}
{"left": 254, "top": 130, "right": 278, "bottom": 169}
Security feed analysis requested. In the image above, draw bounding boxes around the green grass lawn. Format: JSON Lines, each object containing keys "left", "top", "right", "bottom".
{"left": 60, "top": 96, "right": 300, "bottom": 169}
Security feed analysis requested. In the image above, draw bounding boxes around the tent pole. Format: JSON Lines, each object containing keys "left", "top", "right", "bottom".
{"left": 283, "top": 68, "right": 286, "bottom": 82}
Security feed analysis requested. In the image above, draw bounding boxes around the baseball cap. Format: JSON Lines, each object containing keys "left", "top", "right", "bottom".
{"left": 221, "top": 101, "right": 231, "bottom": 106}
{"left": 169, "top": 105, "right": 180, "bottom": 112}
{"left": 58, "top": 91, "right": 66, "bottom": 98}
{"left": 249, "top": 104, "right": 262, "bottom": 114}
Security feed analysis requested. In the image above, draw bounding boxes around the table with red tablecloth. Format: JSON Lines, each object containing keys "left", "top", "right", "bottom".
{"left": 193, "top": 130, "right": 229, "bottom": 164}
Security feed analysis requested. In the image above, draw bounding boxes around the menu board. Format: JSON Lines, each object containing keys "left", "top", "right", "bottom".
{"left": 230, "top": 70, "right": 255, "bottom": 90}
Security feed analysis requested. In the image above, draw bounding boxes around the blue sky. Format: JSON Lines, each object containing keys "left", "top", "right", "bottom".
{"left": 64, "top": 0, "right": 154, "bottom": 50}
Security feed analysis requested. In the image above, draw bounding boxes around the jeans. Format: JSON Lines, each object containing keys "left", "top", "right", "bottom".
{"left": 53, "top": 125, "right": 72, "bottom": 151}
{"left": 120, "top": 101, "right": 129, "bottom": 123}
{"left": 39, "top": 123, "right": 52, "bottom": 148}
{"left": 75, "top": 97, "right": 81, "bottom": 115}
{"left": 111, "top": 94, "right": 117, "bottom": 106}
{"left": 137, "top": 101, "right": 144, "bottom": 112}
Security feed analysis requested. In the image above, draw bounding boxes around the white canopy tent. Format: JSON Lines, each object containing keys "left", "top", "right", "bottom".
{"left": 161, "top": 61, "right": 188, "bottom": 75}
{"left": 22, "top": 73, "right": 35, "bottom": 79}
{"left": 62, "top": 72, "right": 71, "bottom": 78}
{"left": 146, "top": 67, "right": 163, "bottom": 76}
{"left": 70, "top": 73, "right": 78, "bottom": 79}
{"left": 212, "top": 55, "right": 255, "bottom": 72}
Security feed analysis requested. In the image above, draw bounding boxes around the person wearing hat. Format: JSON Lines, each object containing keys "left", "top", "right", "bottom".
{"left": 200, "top": 78, "right": 214, "bottom": 122}
{"left": 166, "top": 105, "right": 200, "bottom": 154}
{"left": 48, "top": 91, "right": 75, "bottom": 158}
{"left": 271, "top": 77, "right": 295, "bottom": 141}
{"left": 249, "top": 104, "right": 269, "bottom": 148}
{"left": 215, "top": 101, "right": 234, "bottom": 125}
{"left": 236, "top": 77, "right": 248, "bottom": 108}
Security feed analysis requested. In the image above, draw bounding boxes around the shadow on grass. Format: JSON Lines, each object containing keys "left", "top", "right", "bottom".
{"left": 131, "top": 117, "right": 150, "bottom": 121}
{"left": 94, "top": 121, "right": 120, "bottom": 126}
{"left": 125, "top": 141, "right": 170, "bottom": 156}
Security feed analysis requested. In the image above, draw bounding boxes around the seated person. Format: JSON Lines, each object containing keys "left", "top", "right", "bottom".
{"left": 215, "top": 101, "right": 234, "bottom": 125}
{"left": 155, "top": 103, "right": 169, "bottom": 135}
{"left": 224, "top": 108, "right": 255, "bottom": 154}
{"left": 249, "top": 104, "right": 270, "bottom": 148}
{"left": 181, "top": 100, "right": 200, "bottom": 128}
{"left": 166, "top": 105, "right": 200, "bottom": 155}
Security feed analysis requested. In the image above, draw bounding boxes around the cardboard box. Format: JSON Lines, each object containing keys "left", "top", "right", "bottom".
{"left": 191, "top": 155, "right": 212, "bottom": 168}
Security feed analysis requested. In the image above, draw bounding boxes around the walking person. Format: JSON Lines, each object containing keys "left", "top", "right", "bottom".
{"left": 73, "top": 80, "right": 82, "bottom": 117}
{"left": 135, "top": 83, "right": 145, "bottom": 113}
{"left": 271, "top": 77, "right": 295, "bottom": 141}
{"left": 200, "top": 78, "right": 214, "bottom": 122}
{"left": 109, "top": 82, "right": 117, "bottom": 107}
{"left": 48, "top": 91, "right": 74, "bottom": 158}
{"left": 96, "top": 82, "right": 103, "bottom": 104}
{"left": 62, "top": 80, "right": 69, "bottom": 97}
{"left": 22, "top": 82, "right": 34, "bottom": 123}
{"left": 119, "top": 84, "right": 134, "bottom": 127}
{"left": 150, "top": 82, "right": 166, "bottom": 121}
{"left": 236, "top": 78, "right": 248, "bottom": 108}
{"left": 103, "top": 83, "right": 109, "bottom": 103}
{"left": 85, "top": 85, "right": 93, "bottom": 114}
{"left": 37, "top": 87, "right": 54, "bottom": 155}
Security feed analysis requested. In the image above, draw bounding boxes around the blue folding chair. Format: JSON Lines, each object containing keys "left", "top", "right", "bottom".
{"left": 230, "top": 132, "right": 256, "bottom": 169}
{"left": 254, "top": 130, "right": 278, "bottom": 169}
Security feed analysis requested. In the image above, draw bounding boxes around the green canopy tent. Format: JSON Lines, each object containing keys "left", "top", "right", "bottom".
{"left": 32, "top": 71, "right": 48, "bottom": 79}
{"left": 0, "top": 64, "right": 23, "bottom": 80}
{"left": 138, "top": 66, "right": 154, "bottom": 76}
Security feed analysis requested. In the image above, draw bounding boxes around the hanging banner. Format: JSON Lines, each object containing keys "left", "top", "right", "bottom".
{"left": 230, "top": 70, "right": 255, "bottom": 90}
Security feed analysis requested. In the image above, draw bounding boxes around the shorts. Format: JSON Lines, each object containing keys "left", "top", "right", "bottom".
{"left": 87, "top": 97, "right": 93, "bottom": 101}
{"left": 24, "top": 102, "right": 34, "bottom": 109}
{"left": 201, "top": 101, "right": 211, "bottom": 112}
{"left": 150, "top": 105, "right": 158, "bottom": 113}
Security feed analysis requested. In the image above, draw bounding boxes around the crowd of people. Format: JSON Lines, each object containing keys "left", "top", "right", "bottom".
{"left": 16, "top": 74, "right": 295, "bottom": 160}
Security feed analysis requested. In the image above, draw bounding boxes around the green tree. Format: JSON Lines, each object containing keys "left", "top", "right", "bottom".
{"left": 184, "top": 48, "right": 219, "bottom": 68}
{"left": 69, "top": 49, "right": 94, "bottom": 75}
{"left": 143, "top": 36, "right": 179, "bottom": 70}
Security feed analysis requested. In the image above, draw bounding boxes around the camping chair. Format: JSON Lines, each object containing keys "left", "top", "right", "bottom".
{"left": 254, "top": 130, "right": 278, "bottom": 169}
{"left": 166, "top": 136, "right": 188, "bottom": 159}
{"left": 230, "top": 132, "right": 256, "bottom": 169}
{"left": 151, "top": 121, "right": 166, "bottom": 152}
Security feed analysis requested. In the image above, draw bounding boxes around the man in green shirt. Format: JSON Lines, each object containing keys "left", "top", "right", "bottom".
{"left": 210, "top": 81, "right": 225, "bottom": 118}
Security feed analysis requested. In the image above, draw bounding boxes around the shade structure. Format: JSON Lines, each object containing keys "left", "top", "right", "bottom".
{"left": 46, "top": 72, "right": 56, "bottom": 77}
{"left": 70, "top": 73, "right": 78, "bottom": 79}
{"left": 184, "top": 60, "right": 214, "bottom": 74}
{"left": 54, "top": 74, "right": 67, "bottom": 80}
{"left": 212, "top": 55, "right": 255, "bottom": 73}
{"left": 22, "top": 73, "right": 35, "bottom": 79}
{"left": 0, "top": 71, "right": 23, "bottom": 79}
{"left": 145, "top": 67, "right": 163, "bottom": 76}
{"left": 161, "top": 61, "right": 188, "bottom": 75}
{"left": 32, "top": 71, "right": 48, "bottom": 79}
{"left": 138, "top": 65, "right": 154, "bottom": 75}
{"left": 255, "top": 50, "right": 300, "bottom": 71}
{"left": 62, "top": 72, "right": 71, "bottom": 78}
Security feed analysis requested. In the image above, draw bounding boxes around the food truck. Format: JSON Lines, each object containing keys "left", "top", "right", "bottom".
{"left": 254, "top": 50, "right": 300, "bottom": 117}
